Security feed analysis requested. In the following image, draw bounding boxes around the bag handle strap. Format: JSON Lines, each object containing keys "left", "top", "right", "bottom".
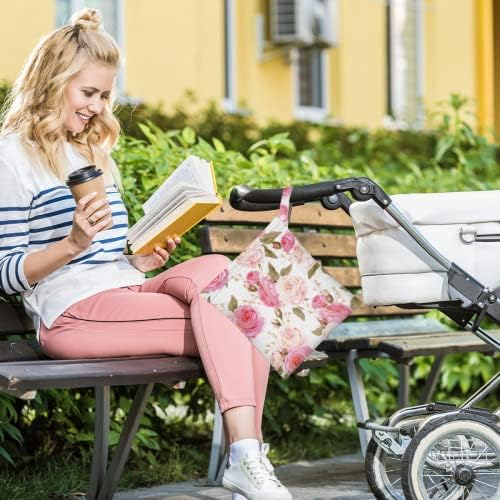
{"left": 279, "top": 186, "right": 293, "bottom": 225}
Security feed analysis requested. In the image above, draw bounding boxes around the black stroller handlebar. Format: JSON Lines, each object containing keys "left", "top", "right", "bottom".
{"left": 229, "top": 181, "right": 336, "bottom": 211}
{"left": 229, "top": 177, "right": 393, "bottom": 212}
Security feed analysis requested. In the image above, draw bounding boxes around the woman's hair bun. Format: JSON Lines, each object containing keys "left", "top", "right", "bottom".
{"left": 70, "top": 8, "right": 102, "bottom": 31}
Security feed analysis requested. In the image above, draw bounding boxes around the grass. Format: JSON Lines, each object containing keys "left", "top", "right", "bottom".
{"left": 0, "top": 425, "right": 359, "bottom": 500}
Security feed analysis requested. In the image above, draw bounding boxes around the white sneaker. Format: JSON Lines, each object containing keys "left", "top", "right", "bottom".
{"left": 222, "top": 452, "right": 292, "bottom": 500}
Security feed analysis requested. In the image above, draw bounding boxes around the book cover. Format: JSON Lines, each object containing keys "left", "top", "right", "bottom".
{"left": 128, "top": 156, "right": 221, "bottom": 254}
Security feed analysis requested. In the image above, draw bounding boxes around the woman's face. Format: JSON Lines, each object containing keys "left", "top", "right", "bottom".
{"left": 63, "top": 62, "right": 115, "bottom": 134}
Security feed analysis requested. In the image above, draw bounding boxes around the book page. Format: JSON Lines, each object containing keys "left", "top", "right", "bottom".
{"left": 143, "top": 156, "right": 214, "bottom": 215}
{"left": 129, "top": 184, "right": 211, "bottom": 241}
{"left": 131, "top": 196, "right": 218, "bottom": 251}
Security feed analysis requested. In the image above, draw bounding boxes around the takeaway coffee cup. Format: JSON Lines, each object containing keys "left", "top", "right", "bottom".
{"left": 66, "top": 165, "right": 113, "bottom": 229}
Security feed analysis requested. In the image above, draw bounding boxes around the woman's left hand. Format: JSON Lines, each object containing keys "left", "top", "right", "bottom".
{"left": 127, "top": 235, "right": 181, "bottom": 272}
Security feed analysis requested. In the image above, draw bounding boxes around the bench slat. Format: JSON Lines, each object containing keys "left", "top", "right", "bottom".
{"left": 323, "top": 266, "right": 361, "bottom": 288}
{"left": 320, "top": 330, "right": 500, "bottom": 360}
{"left": 0, "top": 340, "right": 44, "bottom": 362}
{"left": 200, "top": 227, "right": 357, "bottom": 257}
{"left": 376, "top": 331, "right": 500, "bottom": 358}
{"left": 329, "top": 318, "right": 447, "bottom": 339}
{"left": 350, "top": 304, "right": 424, "bottom": 317}
{"left": 0, "top": 356, "right": 204, "bottom": 393}
{"left": 206, "top": 201, "right": 353, "bottom": 228}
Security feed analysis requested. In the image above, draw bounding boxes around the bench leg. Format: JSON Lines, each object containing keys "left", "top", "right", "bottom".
{"left": 96, "top": 383, "right": 154, "bottom": 500}
{"left": 398, "top": 363, "right": 410, "bottom": 409}
{"left": 207, "top": 400, "right": 227, "bottom": 485}
{"left": 346, "top": 349, "right": 371, "bottom": 457}
{"left": 88, "top": 386, "right": 110, "bottom": 500}
{"left": 419, "top": 355, "right": 444, "bottom": 404}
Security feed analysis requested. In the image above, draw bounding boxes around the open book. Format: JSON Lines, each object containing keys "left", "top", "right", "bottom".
{"left": 127, "top": 155, "right": 221, "bottom": 254}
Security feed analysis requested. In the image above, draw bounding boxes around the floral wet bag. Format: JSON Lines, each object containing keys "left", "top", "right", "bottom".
{"left": 201, "top": 187, "right": 353, "bottom": 378}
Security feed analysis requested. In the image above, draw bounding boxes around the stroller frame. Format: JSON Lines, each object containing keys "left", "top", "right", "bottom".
{"left": 231, "top": 176, "right": 500, "bottom": 351}
{"left": 231, "top": 177, "right": 500, "bottom": 498}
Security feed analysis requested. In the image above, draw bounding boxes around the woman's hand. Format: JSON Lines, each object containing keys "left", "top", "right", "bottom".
{"left": 127, "top": 235, "right": 181, "bottom": 273}
{"left": 66, "top": 192, "right": 112, "bottom": 254}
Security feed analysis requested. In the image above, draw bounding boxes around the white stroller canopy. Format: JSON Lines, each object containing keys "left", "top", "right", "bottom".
{"left": 350, "top": 190, "right": 500, "bottom": 306}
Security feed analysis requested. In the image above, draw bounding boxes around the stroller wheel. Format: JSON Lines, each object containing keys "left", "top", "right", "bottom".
{"left": 365, "top": 417, "right": 422, "bottom": 499}
{"left": 401, "top": 413, "right": 500, "bottom": 500}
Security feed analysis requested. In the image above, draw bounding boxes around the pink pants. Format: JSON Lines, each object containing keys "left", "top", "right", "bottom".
{"left": 40, "top": 255, "right": 270, "bottom": 432}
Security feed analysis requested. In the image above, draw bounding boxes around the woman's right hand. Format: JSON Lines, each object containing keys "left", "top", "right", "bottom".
{"left": 66, "top": 192, "right": 112, "bottom": 254}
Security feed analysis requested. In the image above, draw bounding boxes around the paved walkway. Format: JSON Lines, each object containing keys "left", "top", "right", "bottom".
{"left": 115, "top": 453, "right": 374, "bottom": 499}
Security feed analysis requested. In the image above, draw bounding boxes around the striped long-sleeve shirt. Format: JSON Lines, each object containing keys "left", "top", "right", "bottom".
{"left": 0, "top": 133, "right": 145, "bottom": 335}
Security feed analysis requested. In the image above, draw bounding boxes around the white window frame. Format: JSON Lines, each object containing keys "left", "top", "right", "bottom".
{"left": 222, "top": 0, "right": 238, "bottom": 113}
{"left": 293, "top": 47, "right": 329, "bottom": 123}
{"left": 56, "top": 0, "right": 127, "bottom": 99}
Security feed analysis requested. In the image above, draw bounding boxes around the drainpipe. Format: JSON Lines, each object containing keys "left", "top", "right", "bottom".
{"left": 475, "top": 0, "right": 494, "bottom": 137}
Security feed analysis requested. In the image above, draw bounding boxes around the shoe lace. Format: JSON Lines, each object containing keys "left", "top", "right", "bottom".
{"left": 260, "top": 443, "right": 284, "bottom": 485}
{"left": 260, "top": 443, "right": 274, "bottom": 472}
{"left": 243, "top": 455, "right": 279, "bottom": 488}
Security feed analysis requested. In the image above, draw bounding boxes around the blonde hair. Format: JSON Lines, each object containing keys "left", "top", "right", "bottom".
{"left": 0, "top": 8, "right": 121, "bottom": 184}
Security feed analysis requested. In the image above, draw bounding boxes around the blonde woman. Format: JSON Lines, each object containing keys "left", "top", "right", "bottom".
{"left": 0, "top": 9, "right": 292, "bottom": 500}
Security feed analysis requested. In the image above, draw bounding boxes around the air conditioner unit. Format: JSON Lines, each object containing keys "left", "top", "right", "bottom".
{"left": 270, "top": 0, "right": 338, "bottom": 47}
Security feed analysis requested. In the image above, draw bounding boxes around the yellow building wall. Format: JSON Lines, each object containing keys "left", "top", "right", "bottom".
{"left": 0, "top": 1, "right": 55, "bottom": 83}
{"left": 494, "top": 1, "right": 500, "bottom": 138}
{"left": 233, "top": 0, "right": 388, "bottom": 127}
{"left": 423, "top": 0, "right": 476, "bottom": 120}
{"left": 0, "top": 0, "right": 492, "bottom": 133}
{"left": 124, "top": 0, "right": 224, "bottom": 110}
{"left": 236, "top": 0, "right": 294, "bottom": 122}
{"left": 332, "top": 0, "right": 387, "bottom": 127}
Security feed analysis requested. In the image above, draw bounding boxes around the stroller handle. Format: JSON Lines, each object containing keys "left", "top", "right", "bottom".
{"left": 229, "top": 182, "right": 336, "bottom": 211}
{"left": 230, "top": 177, "right": 393, "bottom": 212}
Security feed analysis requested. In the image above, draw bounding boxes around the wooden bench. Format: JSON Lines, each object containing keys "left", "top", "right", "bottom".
{"left": 0, "top": 298, "right": 327, "bottom": 496}
{"left": 200, "top": 200, "right": 500, "bottom": 455}
{"left": 0, "top": 300, "right": 205, "bottom": 499}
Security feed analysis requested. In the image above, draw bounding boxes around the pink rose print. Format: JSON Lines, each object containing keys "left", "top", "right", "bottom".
{"left": 319, "top": 303, "right": 352, "bottom": 325}
{"left": 282, "top": 327, "right": 302, "bottom": 348}
{"left": 280, "top": 231, "right": 296, "bottom": 253}
{"left": 279, "top": 275, "right": 307, "bottom": 305}
{"left": 246, "top": 271, "right": 260, "bottom": 285}
{"left": 270, "top": 351, "right": 285, "bottom": 371}
{"left": 279, "top": 204, "right": 289, "bottom": 222}
{"left": 312, "top": 294, "right": 327, "bottom": 309}
{"left": 284, "top": 345, "right": 313, "bottom": 374}
{"left": 258, "top": 276, "right": 280, "bottom": 307}
{"left": 237, "top": 244, "right": 264, "bottom": 268}
{"left": 203, "top": 268, "right": 229, "bottom": 292}
{"left": 233, "top": 305, "right": 264, "bottom": 339}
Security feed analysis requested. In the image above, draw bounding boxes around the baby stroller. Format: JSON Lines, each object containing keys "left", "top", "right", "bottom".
{"left": 229, "top": 177, "right": 500, "bottom": 500}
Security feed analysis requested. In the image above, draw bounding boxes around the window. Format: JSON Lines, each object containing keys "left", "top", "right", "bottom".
{"left": 222, "top": 0, "right": 237, "bottom": 112}
{"left": 294, "top": 47, "right": 328, "bottom": 122}
{"left": 55, "top": 0, "right": 126, "bottom": 97}
{"left": 387, "top": 0, "right": 424, "bottom": 128}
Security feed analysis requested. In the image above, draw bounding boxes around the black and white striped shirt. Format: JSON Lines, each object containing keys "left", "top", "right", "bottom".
{"left": 0, "top": 134, "right": 145, "bottom": 334}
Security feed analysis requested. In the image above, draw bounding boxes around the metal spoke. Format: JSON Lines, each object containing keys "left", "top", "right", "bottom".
{"left": 470, "top": 443, "right": 490, "bottom": 467}
{"left": 425, "top": 476, "right": 455, "bottom": 494}
{"left": 471, "top": 481, "right": 490, "bottom": 500}
{"left": 472, "top": 478, "right": 496, "bottom": 489}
